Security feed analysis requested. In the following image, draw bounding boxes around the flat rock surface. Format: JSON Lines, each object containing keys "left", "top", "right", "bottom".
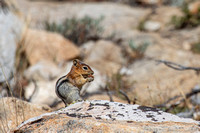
{"left": 15, "top": 100, "right": 200, "bottom": 132}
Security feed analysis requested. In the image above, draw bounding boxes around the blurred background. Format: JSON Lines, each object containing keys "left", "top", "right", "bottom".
{"left": 1, "top": 0, "right": 200, "bottom": 130}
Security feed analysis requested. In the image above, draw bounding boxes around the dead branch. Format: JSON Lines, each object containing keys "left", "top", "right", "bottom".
{"left": 105, "top": 85, "right": 114, "bottom": 102}
{"left": 155, "top": 87, "right": 200, "bottom": 111}
{"left": 104, "top": 85, "right": 131, "bottom": 104}
{"left": 119, "top": 89, "right": 131, "bottom": 104}
{"left": 156, "top": 60, "right": 200, "bottom": 74}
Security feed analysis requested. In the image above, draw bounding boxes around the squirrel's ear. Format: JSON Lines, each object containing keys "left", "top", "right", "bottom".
{"left": 73, "top": 59, "right": 79, "bottom": 66}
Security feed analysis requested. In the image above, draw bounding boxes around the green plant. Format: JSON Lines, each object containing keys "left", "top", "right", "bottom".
{"left": 0, "top": 68, "right": 26, "bottom": 132}
{"left": 137, "top": 18, "right": 147, "bottom": 31}
{"left": 45, "top": 16, "right": 104, "bottom": 45}
{"left": 170, "top": 106, "right": 188, "bottom": 114}
{"left": 129, "top": 40, "right": 149, "bottom": 58}
{"left": 170, "top": 2, "right": 200, "bottom": 29}
{"left": 163, "top": 0, "right": 185, "bottom": 6}
{"left": 191, "top": 42, "right": 200, "bottom": 54}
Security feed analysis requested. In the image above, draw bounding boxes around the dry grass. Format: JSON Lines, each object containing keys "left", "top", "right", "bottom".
{"left": 0, "top": 10, "right": 30, "bottom": 132}
{"left": 0, "top": 95, "right": 9, "bottom": 133}
{"left": 105, "top": 70, "right": 136, "bottom": 103}
{"left": 0, "top": 64, "right": 26, "bottom": 132}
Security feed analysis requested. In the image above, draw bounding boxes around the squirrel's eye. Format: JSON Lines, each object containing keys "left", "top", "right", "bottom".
{"left": 82, "top": 66, "right": 88, "bottom": 70}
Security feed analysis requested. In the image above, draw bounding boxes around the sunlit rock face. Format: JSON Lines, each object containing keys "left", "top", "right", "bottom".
{"left": 15, "top": 100, "right": 200, "bottom": 133}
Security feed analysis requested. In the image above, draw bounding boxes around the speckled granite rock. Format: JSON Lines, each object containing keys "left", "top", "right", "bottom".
{"left": 14, "top": 100, "right": 200, "bottom": 132}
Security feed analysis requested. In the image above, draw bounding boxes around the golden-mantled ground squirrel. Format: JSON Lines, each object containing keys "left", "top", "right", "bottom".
{"left": 55, "top": 59, "right": 94, "bottom": 106}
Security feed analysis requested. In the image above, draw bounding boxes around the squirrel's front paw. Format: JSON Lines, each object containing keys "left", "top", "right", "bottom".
{"left": 86, "top": 76, "right": 94, "bottom": 82}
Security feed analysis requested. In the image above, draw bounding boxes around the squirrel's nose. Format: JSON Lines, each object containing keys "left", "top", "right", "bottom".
{"left": 91, "top": 71, "right": 94, "bottom": 75}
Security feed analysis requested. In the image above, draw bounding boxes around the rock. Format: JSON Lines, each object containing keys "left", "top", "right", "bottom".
{"left": 146, "top": 6, "right": 182, "bottom": 31}
{"left": 177, "top": 109, "right": 194, "bottom": 119}
{"left": 159, "top": 26, "right": 200, "bottom": 52}
{"left": 25, "top": 29, "right": 80, "bottom": 65}
{"left": 0, "top": 97, "right": 51, "bottom": 132}
{"left": 17, "top": 0, "right": 151, "bottom": 36}
{"left": 144, "top": 20, "right": 161, "bottom": 31}
{"left": 74, "top": 3, "right": 151, "bottom": 36}
{"left": 193, "top": 111, "right": 200, "bottom": 120}
{"left": 138, "top": 0, "right": 162, "bottom": 5}
{"left": 114, "top": 30, "right": 158, "bottom": 61}
{"left": 183, "top": 41, "right": 192, "bottom": 50}
{"left": 14, "top": 100, "right": 200, "bottom": 132}
{"left": 119, "top": 66, "right": 133, "bottom": 76}
{"left": 108, "top": 27, "right": 200, "bottom": 106}
{"left": 116, "top": 30, "right": 158, "bottom": 44}
{"left": 25, "top": 80, "right": 59, "bottom": 106}
{"left": 24, "top": 60, "right": 62, "bottom": 81}
{"left": 188, "top": 1, "right": 200, "bottom": 15}
{"left": 128, "top": 42, "right": 200, "bottom": 105}
{"left": 87, "top": 94, "right": 128, "bottom": 103}
{"left": 81, "top": 40, "right": 125, "bottom": 75}
{"left": 0, "top": 11, "right": 23, "bottom": 82}
{"left": 190, "top": 85, "right": 200, "bottom": 105}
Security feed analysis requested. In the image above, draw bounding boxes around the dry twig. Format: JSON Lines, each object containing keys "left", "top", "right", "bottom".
{"left": 119, "top": 89, "right": 131, "bottom": 104}
{"left": 156, "top": 60, "right": 200, "bottom": 74}
{"left": 105, "top": 85, "right": 114, "bottom": 102}
{"left": 155, "top": 87, "right": 200, "bottom": 111}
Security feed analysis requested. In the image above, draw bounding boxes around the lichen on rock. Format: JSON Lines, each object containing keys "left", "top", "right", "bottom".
{"left": 15, "top": 100, "right": 200, "bottom": 132}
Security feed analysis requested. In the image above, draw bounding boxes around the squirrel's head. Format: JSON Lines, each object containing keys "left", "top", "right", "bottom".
{"left": 71, "top": 59, "right": 94, "bottom": 79}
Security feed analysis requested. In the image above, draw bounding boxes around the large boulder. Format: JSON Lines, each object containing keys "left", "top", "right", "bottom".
{"left": 17, "top": 0, "right": 151, "bottom": 36}
{"left": 0, "top": 97, "right": 51, "bottom": 132}
{"left": 14, "top": 100, "right": 200, "bottom": 132}
{"left": 24, "top": 60, "right": 62, "bottom": 81}
{"left": 0, "top": 11, "right": 23, "bottom": 82}
{"left": 128, "top": 37, "right": 200, "bottom": 105}
{"left": 143, "top": 20, "right": 161, "bottom": 32}
{"left": 25, "top": 80, "right": 59, "bottom": 106}
{"left": 24, "top": 29, "right": 80, "bottom": 66}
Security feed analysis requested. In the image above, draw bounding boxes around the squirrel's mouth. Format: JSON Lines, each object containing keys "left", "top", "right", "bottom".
{"left": 82, "top": 74, "right": 94, "bottom": 79}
